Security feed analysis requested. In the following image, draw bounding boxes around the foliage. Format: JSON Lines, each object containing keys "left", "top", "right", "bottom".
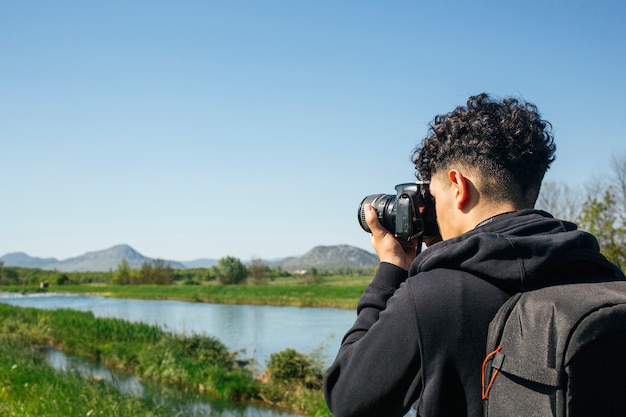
{"left": 179, "top": 333, "right": 234, "bottom": 368}
{"left": 536, "top": 153, "right": 626, "bottom": 272}
{"left": 303, "top": 267, "right": 326, "bottom": 285}
{"left": 0, "top": 254, "right": 375, "bottom": 288}
{"left": 172, "top": 267, "right": 216, "bottom": 283}
{"left": 215, "top": 256, "right": 248, "bottom": 285}
{"left": 536, "top": 181, "right": 583, "bottom": 222}
{"left": 0, "top": 339, "right": 174, "bottom": 417}
{"left": 0, "top": 304, "right": 331, "bottom": 416}
{"left": 577, "top": 189, "right": 626, "bottom": 270}
{"left": 259, "top": 348, "right": 330, "bottom": 416}
{"left": 111, "top": 259, "right": 174, "bottom": 285}
{"left": 55, "top": 273, "right": 70, "bottom": 285}
{"left": 0, "top": 263, "right": 20, "bottom": 285}
{"left": 0, "top": 266, "right": 112, "bottom": 286}
{"left": 0, "top": 305, "right": 257, "bottom": 401}
{"left": 15, "top": 282, "right": 367, "bottom": 309}
{"left": 138, "top": 259, "right": 174, "bottom": 285}
{"left": 247, "top": 258, "right": 272, "bottom": 285}
{"left": 266, "top": 348, "right": 323, "bottom": 388}
{"left": 112, "top": 258, "right": 132, "bottom": 284}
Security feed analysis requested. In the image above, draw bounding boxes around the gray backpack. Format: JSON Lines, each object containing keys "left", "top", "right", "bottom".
{"left": 482, "top": 280, "right": 626, "bottom": 417}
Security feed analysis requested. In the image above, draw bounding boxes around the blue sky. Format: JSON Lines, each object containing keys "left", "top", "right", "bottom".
{"left": 1, "top": 1, "right": 625, "bottom": 262}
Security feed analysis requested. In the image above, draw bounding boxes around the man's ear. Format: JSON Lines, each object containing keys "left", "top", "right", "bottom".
{"left": 447, "top": 169, "right": 470, "bottom": 209}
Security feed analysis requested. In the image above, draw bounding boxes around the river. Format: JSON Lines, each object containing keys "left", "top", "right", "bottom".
{"left": 0, "top": 292, "right": 357, "bottom": 416}
{"left": 0, "top": 292, "right": 355, "bottom": 367}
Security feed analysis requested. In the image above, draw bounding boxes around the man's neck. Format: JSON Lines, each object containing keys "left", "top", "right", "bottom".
{"left": 470, "top": 203, "right": 519, "bottom": 231}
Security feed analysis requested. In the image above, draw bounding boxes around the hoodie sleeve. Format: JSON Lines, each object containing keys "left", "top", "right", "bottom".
{"left": 323, "top": 262, "right": 423, "bottom": 417}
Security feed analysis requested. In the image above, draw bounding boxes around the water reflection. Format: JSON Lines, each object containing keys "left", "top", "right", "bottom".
{"left": 45, "top": 348, "right": 145, "bottom": 396}
{"left": 44, "top": 348, "right": 301, "bottom": 417}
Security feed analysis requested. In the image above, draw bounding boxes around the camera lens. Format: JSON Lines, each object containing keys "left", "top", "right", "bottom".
{"left": 357, "top": 193, "right": 396, "bottom": 233}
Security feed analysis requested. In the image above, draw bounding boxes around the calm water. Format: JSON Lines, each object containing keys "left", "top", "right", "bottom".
{"left": 0, "top": 292, "right": 359, "bottom": 417}
{"left": 0, "top": 292, "right": 355, "bottom": 367}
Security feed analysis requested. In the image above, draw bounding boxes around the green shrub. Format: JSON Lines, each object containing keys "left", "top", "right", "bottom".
{"left": 266, "top": 348, "right": 323, "bottom": 388}
{"left": 180, "top": 333, "right": 233, "bottom": 367}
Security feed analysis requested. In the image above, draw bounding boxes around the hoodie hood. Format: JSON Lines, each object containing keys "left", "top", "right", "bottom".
{"left": 410, "top": 209, "right": 621, "bottom": 292}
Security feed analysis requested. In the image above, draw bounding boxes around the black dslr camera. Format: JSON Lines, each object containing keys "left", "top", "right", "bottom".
{"left": 357, "top": 182, "right": 439, "bottom": 240}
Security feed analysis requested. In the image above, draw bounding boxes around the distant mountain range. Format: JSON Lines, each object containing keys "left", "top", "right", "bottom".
{"left": 0, "top": 244, "right": 378, "bottom": 273}
{"left": 0, "top": 245, "right": 206, "bottom": 272}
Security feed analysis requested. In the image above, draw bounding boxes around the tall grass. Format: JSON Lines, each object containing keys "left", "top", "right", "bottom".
{"left": 0, "top": 340, "right": 174, "bottom": 416}
{"left": 0, "top": 304, "right": 331, "bottom": 417}
{"left": 50, "top": 282, "right": 367, "bottom": 309}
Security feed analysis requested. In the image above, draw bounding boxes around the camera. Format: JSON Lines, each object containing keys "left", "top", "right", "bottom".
{"left": 358, "top": 182, "right": 439, "bottom": 240}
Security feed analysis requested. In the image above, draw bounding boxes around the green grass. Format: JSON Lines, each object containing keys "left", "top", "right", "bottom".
{"left": 0, "top": 276, "right": 365, "bottom": 416}
{"left": 0, "top": 340, "right": 175, "bottom": 417}
{"left": 0, "top": 304, "right": 332, "bottom": 417}
{"left": 40, "top": 281, "right": 368, "bottom": 310}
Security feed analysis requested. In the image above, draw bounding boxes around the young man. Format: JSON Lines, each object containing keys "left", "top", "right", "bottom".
{"left": 323, "top": 94, "right": 625, "bottom": 417}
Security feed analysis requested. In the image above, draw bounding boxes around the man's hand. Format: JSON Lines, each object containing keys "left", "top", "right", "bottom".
{"left": 364, "top": 204, "right": 418, "bottom": 271}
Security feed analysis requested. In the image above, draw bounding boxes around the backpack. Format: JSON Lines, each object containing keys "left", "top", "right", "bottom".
{"left": 481, "top": 280, "right": 626, "bottom": 417}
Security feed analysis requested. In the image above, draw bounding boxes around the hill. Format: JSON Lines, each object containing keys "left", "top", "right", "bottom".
{"left": 275, "top": 244, "right": 378, "bottom": 271}
{"left": 1, "top": 245, "right": 185, "bottom": 273}
{"left": 1, "top": 244, "right": 377, "bottom": 272}
{"left": 0, "top": 252, "right": 58, "bottom": 269}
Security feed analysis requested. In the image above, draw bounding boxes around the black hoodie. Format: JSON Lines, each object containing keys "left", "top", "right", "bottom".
{"left": 324, "top": 210, "right": 624, "bottom": 417}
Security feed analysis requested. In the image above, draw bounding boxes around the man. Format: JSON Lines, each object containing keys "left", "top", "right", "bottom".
{"left": 323, "top": 93, "right": 625, "bottom": 417}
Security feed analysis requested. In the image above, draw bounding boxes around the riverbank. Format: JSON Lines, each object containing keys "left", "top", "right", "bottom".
{"left": 2, "top": 279, "right": 369, "bottom": 310}
{"left": 0, "top": 340, "right": 177, "bottom": 416}
{"left": 0, "top": 303, "right": 330, "bottom": 417}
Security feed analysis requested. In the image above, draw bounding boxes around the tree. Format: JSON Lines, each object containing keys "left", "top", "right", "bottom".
{"left": 0, "top": 261, "right": 20, "bottom": 285}
{"left": 216, "top": 256, "right": 248, "bottom": 285}
{"left": 304, "top": 267, "right": 325, "bottom": 285}
{"left": 574, "top": 152, "right": 626, "bottom": 271}
{"left": 536, "top": 181, "right": 582, "bottom": 221}
{"left": 112, "top": 258, "right": 132, "bottom": 285}
{"left": 0, "top": 268, "right": 19, "bottom": 285}
{"left": 151, "top": 258, "right": 173, "bottom": 285}
{"left": 248, "top": 258, "right": 271, "bottom": 285}
{"left": 610, "top": 152, "right": 626, "bottom": 227}
{"left": 577, "top": 189, "right": 626, "bottom": 270}
{"left": 139, "top": 261, "right": 154, "bottom": 284}
{"left": 56, "top": 273, "right": 70, "bottom": 286}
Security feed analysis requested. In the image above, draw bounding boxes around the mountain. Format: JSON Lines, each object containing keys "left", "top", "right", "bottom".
{"left": 0, "top": 252, "right": 58, "bottom": 269}
{"left": 0, "top": 245, "right": 186, "bottom": 273}
{"left": 0, "top": 244, "right": 377, "bottom": 272}
{"left": 275, "top": 244, "right": 378, "bottom": 271}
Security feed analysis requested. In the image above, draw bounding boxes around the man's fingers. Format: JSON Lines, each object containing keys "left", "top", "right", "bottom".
{"left": 364, "top": 204, "right": 385, "bottom": 235}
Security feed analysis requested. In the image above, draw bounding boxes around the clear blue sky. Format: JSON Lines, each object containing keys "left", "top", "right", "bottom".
{"left": 2, "top": 1, "right": 625, "bottom": 262}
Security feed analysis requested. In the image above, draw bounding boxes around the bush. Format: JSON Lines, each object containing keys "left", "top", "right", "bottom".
{"left": 180, "top": 334, "right": 233, "bottom": 368}
{"left": 266, "top": 348, "right": 323, "bottom": 388}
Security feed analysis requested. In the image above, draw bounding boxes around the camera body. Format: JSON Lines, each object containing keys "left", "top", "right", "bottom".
{"left": 358, "top": 182, "right": 439, "bottom": 240}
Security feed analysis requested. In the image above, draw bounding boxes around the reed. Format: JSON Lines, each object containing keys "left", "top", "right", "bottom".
{"left": 54, "top": 282, "right": 367, "bottom": 309}
{"left": 0, "top": 339, "right": 174, "bottom": 416}
{"left": 0, "top": 304, "right": 332, "bottom": 417}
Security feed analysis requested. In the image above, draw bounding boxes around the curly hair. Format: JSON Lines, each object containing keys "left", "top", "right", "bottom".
{"left": 412, "top": 93, "right": 556, "bottom": 207}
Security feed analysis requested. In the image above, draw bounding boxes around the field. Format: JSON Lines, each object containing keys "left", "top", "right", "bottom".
{"left": 3, "top": 275, "right": 371, "bottom": 310}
